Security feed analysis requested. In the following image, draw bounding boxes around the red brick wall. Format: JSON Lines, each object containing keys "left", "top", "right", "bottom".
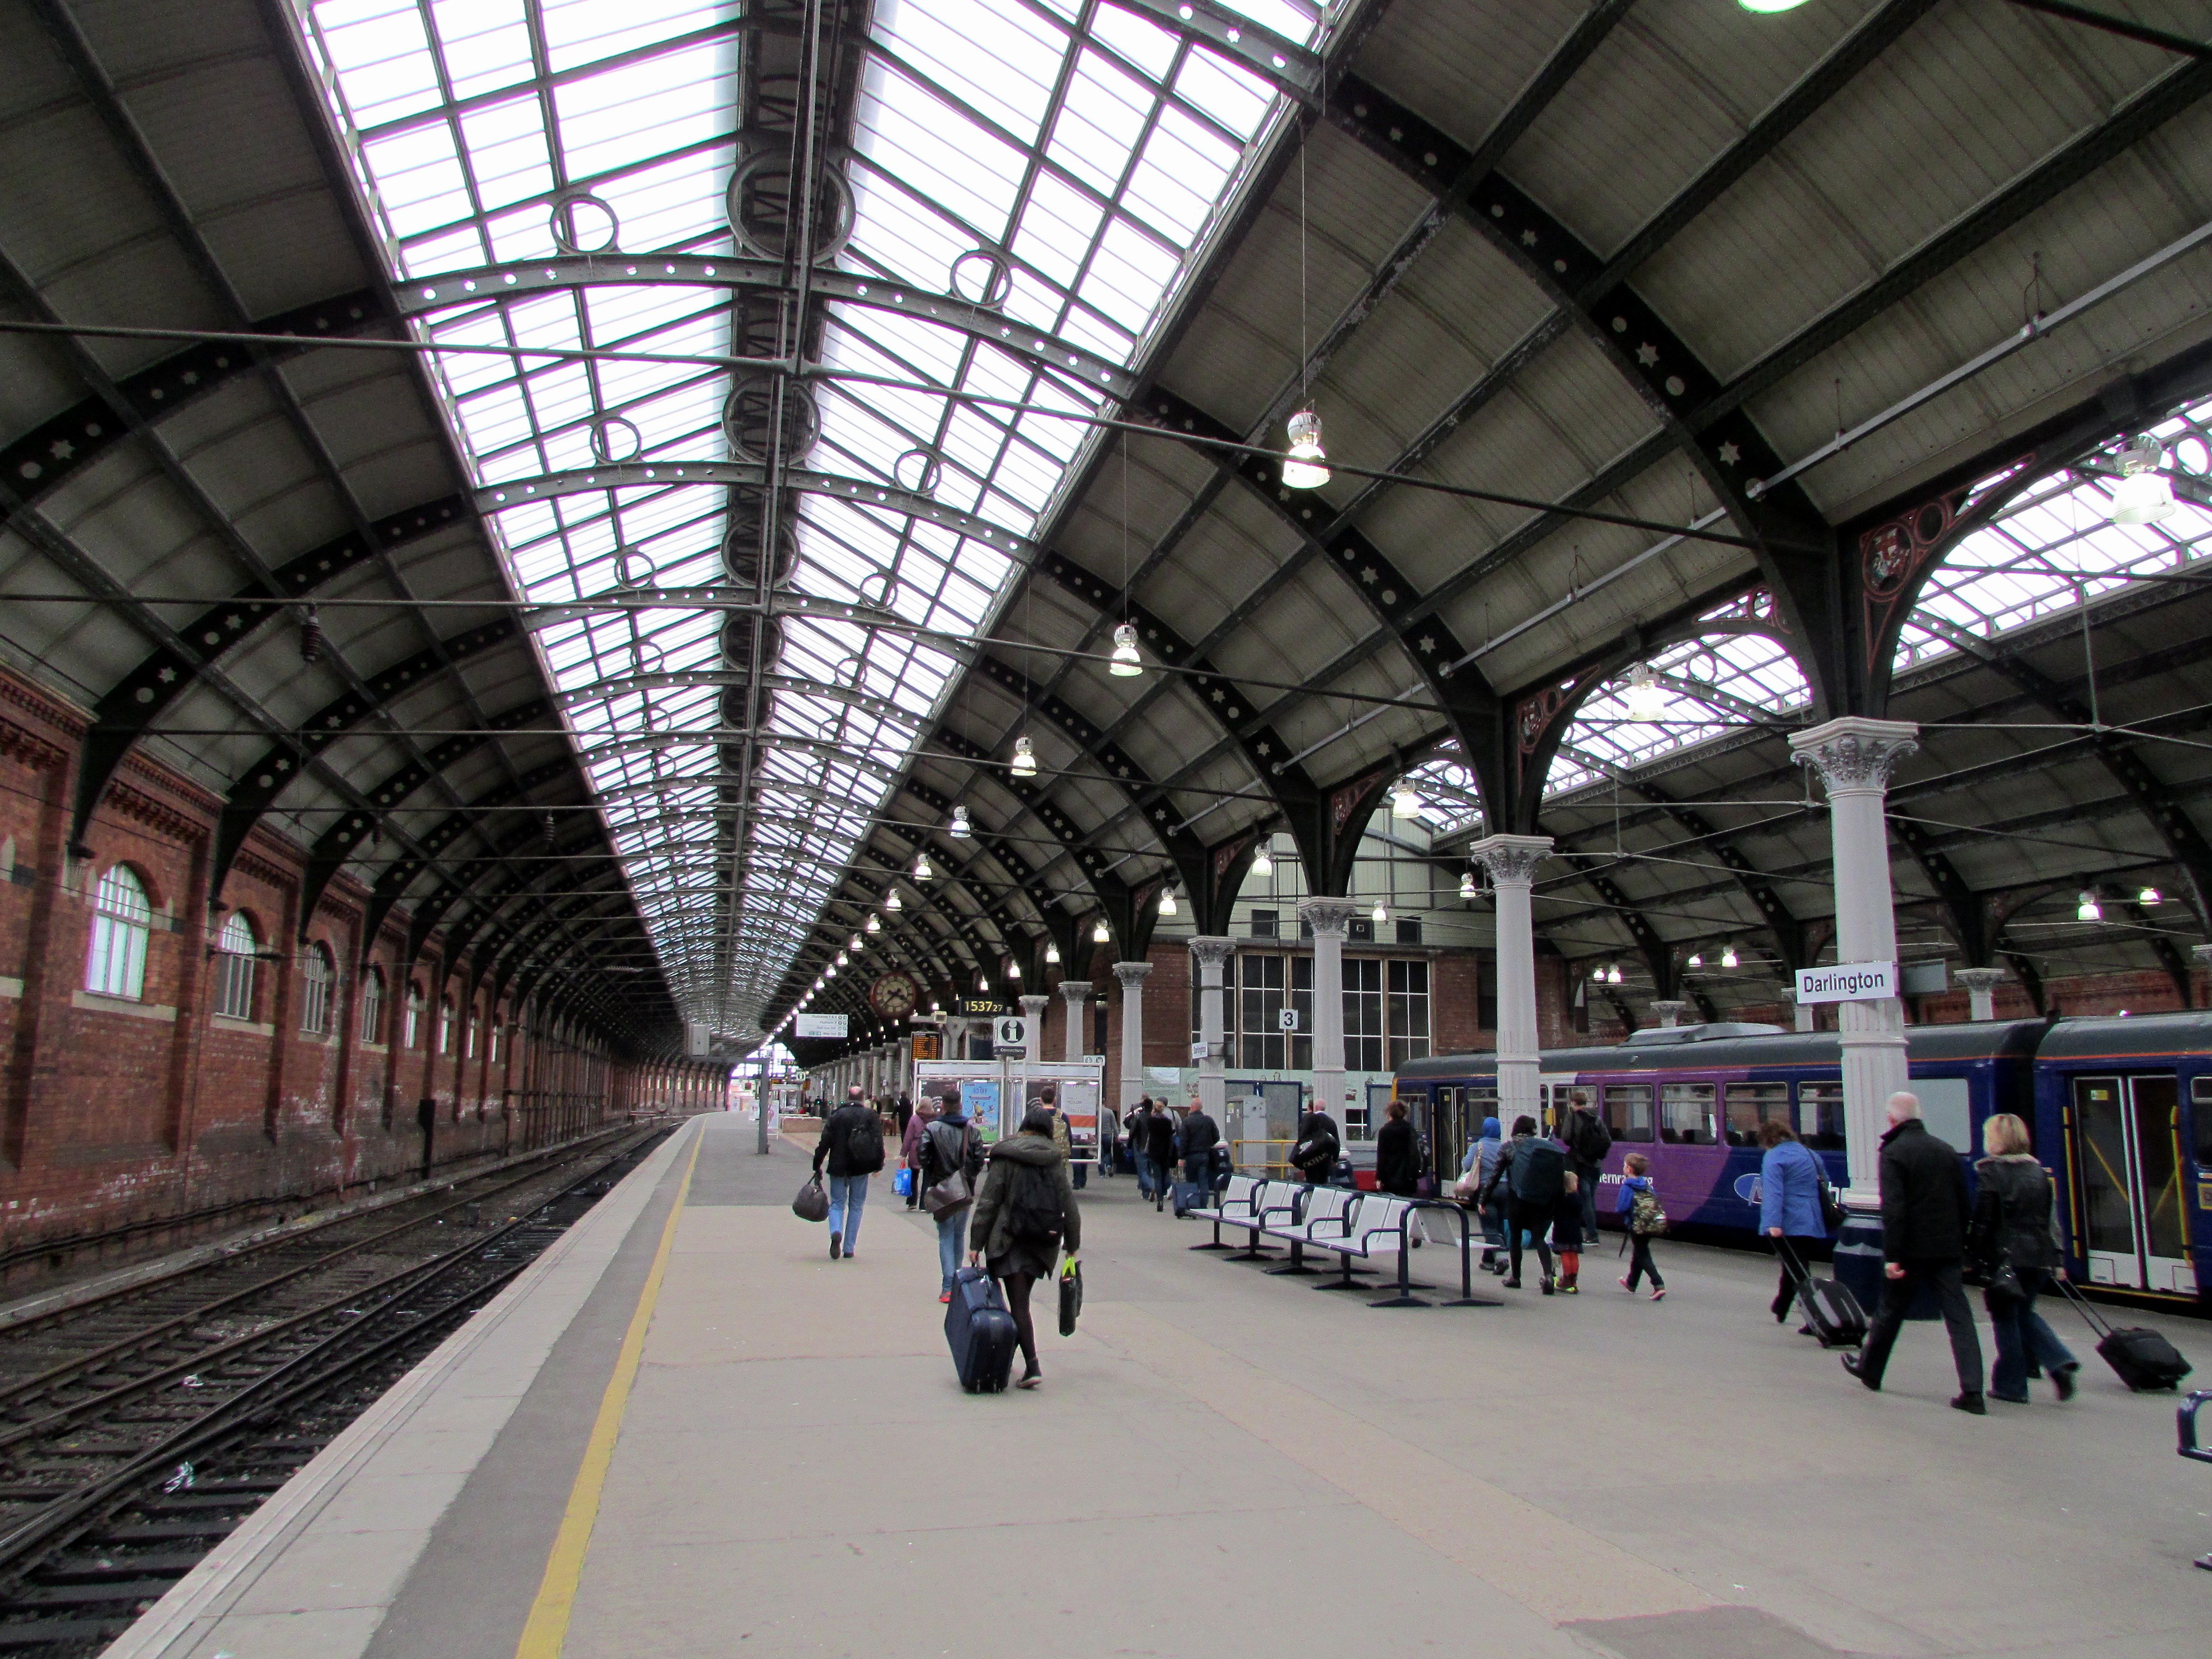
{"left": 0, "top": 662, "right": 696, "bottom": 1268}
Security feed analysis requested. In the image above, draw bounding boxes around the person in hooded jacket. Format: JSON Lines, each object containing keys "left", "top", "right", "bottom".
{"left": 969, "top": 1105, "right": 1082, "bottom": 1389}
{"left": 1460, "top": 1117, "right": 1507, "bottom": 1272}
{"left": 1375, "top": 1099, "right": 1421, "bottom": 1197}
{"left": 1481, "top": 1116, "right": 1561, "bottom": 1291}
{"left": 1969, "top": 1112, "right": 2080, "bottom": 1404}
{"left": 1757, "top": 1118, "right": 1830, "bottom": 1326}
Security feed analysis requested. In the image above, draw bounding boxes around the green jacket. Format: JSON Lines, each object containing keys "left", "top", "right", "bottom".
{"left": 968, "top": 1132, "right": 1081, "bottom": 1265}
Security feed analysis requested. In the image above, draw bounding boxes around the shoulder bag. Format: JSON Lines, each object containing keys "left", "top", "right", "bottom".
{"left": 792, "top": 1174, "right": 829, "bottom": 1223}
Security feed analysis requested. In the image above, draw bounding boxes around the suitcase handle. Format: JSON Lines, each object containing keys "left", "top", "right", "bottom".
{"left": 2183, "top": 1391, "right": 2212, "bottom": 1466}
{"left": 2053, "top": 1271, "right": 2118, "bottom": 1339}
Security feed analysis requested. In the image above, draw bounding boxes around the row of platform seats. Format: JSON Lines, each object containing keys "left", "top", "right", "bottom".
{"left": 1185, "top": 1174, "right": 1441, "bottom": 1291}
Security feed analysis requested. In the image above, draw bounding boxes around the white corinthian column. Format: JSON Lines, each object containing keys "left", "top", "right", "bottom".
{"left": 1467, "top": 835, "right": 1553, "bottom": 1134}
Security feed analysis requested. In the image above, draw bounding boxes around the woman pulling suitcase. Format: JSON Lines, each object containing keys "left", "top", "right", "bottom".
{"left": 969, "top": 1106, "right": 1082, "bottom": 1390}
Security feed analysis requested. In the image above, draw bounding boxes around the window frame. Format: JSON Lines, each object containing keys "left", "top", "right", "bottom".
{"left": 361, "top": 965, "right": 387, "bottom": 1044}
{"left": 299, "top": 942, "right": 336, "bottom": 1036}
{"left": 1659, "top": 1081, "right": 1719, "bottom": 1147}
{"left": 85, "top": 864, "right": 152, "bottom": 1001}
{"left": 214, "top": 911, "right": 259, "bottom": 1022}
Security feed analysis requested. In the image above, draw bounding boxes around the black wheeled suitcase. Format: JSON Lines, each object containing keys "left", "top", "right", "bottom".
{"left": 2058, "top": 1276, "right": 2193, "bottom": 1392}
{"left": 944, "top": 1266, "right": 1018, "bottom": 1394}
{"left": 1781, "top": 1238, "right": 1867, "bottom": 1349}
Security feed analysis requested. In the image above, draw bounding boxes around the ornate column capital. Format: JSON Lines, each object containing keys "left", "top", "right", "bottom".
{"left": 1788, "top": 716, "right": 1918, "bottom": 793}
{"left": 1466, "top": 832, "right": 1554, "bottom": 885}
{"left": 1057, "top": 980, "right": 1093, "bottom": 999}
{"left": 1297, "top": 896, "right": 1361, "bottom": 937}
{"left": 1953, "top": 967, "right": 2008, "bottom": 991}
{"left": 1018, "top": 993, "right": 1050, "bottom": 1017}
{"left": 1113, "top": 960, "right": 1153, "bottom": 986}
{"left": 1647, "top": 999, "right": 1690, "bottom": 1028}
{"left": 1188, "top": 935, "right": 1236, "bottom": 970}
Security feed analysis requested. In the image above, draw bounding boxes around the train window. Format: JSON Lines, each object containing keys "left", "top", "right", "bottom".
{"left": 1798, "top": 1082, "right": 1846, "bottom": 1151}
{"left": 2193, "top": 1077, "right": 2212, "bottom": 1166}
{"left": 1725, "top": 1082, "right": 1791, "bottom": 1147}
{"left": 1603, "top": 1083, "right": 1654, "bottom": 1142}
{"left": 1660, "top": 1082, "right": 1718, "bottom": 1146}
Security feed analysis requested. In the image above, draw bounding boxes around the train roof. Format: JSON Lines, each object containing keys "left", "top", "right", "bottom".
{"left": 2032, "top": 1009, "right": 2212, "bottom": 1061}
{"left": 1397, "top": 1018, "right": 2050, "bottom": 1079}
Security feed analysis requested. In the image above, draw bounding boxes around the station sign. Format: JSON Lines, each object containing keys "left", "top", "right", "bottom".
{"left": 1794, "top": 961, "right": 1898, "bottom": 1005}
{"left": 992, "top": 1015, "right": 1030, "bottom": 1053}
{"left": 793, "top": 1012, "right": 849, "bottom": 1038}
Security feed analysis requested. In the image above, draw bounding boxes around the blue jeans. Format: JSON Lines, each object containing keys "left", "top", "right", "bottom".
{"left": 828, "top": 1173, "right": 868, "bottom": 1252}
{"left": 1987, "top": 1274, "right": 2077, "bottom": 1400}
{"left": 1137, "top": 1155, "right": 1163, "bottom": 1199}
{"left": 937, "top": 1209, "right": 964, "bottom": 1293}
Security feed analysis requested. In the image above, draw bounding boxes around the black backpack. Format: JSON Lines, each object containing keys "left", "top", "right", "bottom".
{"left": 843, "top": 1108, "right": 885, "bottom": 1173}
{"left": 1005, "top": 1158, "right": 1063, "bottom": 1244}
{"left": 1571, "top": 1110, "right": 1612, "bottom": 1168}
{"left": 1508, "top": 1138, "right": 1567, "bottom": 1205}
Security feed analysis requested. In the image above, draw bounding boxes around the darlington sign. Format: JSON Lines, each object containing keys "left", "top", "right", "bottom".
{"left": 1794, "top": 961, "right": 1899, "bottom": 1005}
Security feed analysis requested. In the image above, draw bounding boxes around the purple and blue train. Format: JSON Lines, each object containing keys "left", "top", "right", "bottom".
{"left": 1395, "top": 1010, "right": 2212, "bottom": 1310}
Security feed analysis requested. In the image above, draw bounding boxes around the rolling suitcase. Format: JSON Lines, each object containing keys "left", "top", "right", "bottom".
{"left": 2058, "top": 1276, "right": 2193, "bottom": 1392}
{"left": 944, "top": 1266, "right": 1018, "bottom": 1394}
{"left": 1781, "top": 1238, "right": 1866, "bottom": 1350}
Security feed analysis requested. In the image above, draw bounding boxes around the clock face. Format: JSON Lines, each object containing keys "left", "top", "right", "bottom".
{"left": 869, "top": 971, "right": 919, "bottom": 1021}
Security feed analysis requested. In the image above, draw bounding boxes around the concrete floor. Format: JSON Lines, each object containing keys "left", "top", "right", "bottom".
{"left": 115, "top": 1112, "right": 2212, "bottom": 1659}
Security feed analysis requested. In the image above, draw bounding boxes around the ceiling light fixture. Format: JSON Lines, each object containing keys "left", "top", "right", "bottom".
{"left": 950, "top": 805, "right": 971, "bottom": 839}
{"left": 849, "top": 936, "right": 863, "bottom": 952}
{"left": 865, "top": 914, "right": 881, "bottom": 933}
{"left": 1093, "top": 917, "right": 1111, "bottom": 943}
{"left": 1622, "top": 663, "right": 1668, "bottom": 722}
{"left": 2077, "top": 890, "right": 2103, "bottom": 922}
{"left": 1251, "top": 845, "right": 1274, "bottom": 878}
{"left": 1737, "top": 0, "right": 1812, "bottom": 12}
{"left": 1686, "top": 950, "right": 1703, "bottom": 968}
{"left": 1045, "top": 942, "right": 1060, "bottom": 964}
{"left": 1008, "top": 960, "right": 1022, "bottom": 980}
{"left": 885, "top": 889, "right": 902, "bottom": 912}
{"left": 915, "top": 853, "right": 933, "bottom": 881}
{"left": 1391, "top": 781, "right": 1422, "bottom": 818}
{"left": 1371, "top": 902, "right": 1387, "bottom": 924}
{"left": 1109, "top": 622, "right": 1143, "bottom": 677}
{"left": 1282, "top": 409, "right": 1330, "bottom": 489}
{"left": 1720, "top": 943, "right": 1739, "bottom": 969}
{"left": 1158, "top": 888, "right": 1178, "bottom": 917}
{"left": 1591, "top": 963, "right": 1607, "bottom": 982}
{"left": 2107, "top": 437, "right": 2177, "bottom": 525}
{"left": 1606, "top": 964, "right": 1623, "bottom": 986}
{"left": 1459, "top": 870, "right": 1478, "bottom": 902}
{"left": 2137, "top": 885, "right": 2162, "bottom": 906}
{"left": 1010, "top": 735, "right": 1037, "bottom": 777}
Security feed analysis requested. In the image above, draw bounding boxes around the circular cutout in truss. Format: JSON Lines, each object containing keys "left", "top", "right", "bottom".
{"left": 613, "top": 545, "right": 655, "bottom": 588}
{"left": 725, "top": 135, "right": 855, "bottom": 264}
{"left": 837, "top": 655, "right": 865, "bottom": 688}
{"left": 892, "top": 446, "right": 943, "bottom": 496}
{"left": 719, "top": 613, "right": 782, "bottom": 675}
{"left": 2172, "top": 432, "right": 2211, "bottom": 483}
{"left": 856, "top": 570, "right": 894, "bottom": 609}
{"left": 631, "top": 638, "right": 667, "bottom": 677}
{"left": 589, "top": 417, "right": 644, "bottom": 465}
{"left": 721, "top": 511, "right": 799, "bottom": 591}
{"left": 550, "top": 191, "right": 621, "bottom": 255}
{"left": 721, "top": 372, "right": 819, "bottom": 465}
{"left": 949, "top": 248, "right": 1013, "bottom": 309}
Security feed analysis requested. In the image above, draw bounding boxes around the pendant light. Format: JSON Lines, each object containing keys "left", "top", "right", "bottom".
{"left": 1590, "top": 964, "right": 1607, "bottom": 982}
{"left": 1251, "top": 845, "right": 1273, "bottom": 878}
{"left": 1370, "top": 901, "right": 1387, "bottom": 925}
{"left": 835, "top": 952, "right": 847, "bottom": 967}
{"left": 865, "top": 914, "right": 880, "bottom": 933}
{"left": 849, "top": 935, "right": 864, "bottom": 952}
{"left": 1158, "top": 888, "right": 1178, "bottom": 917}
{"left": 1622, "top": 663, "right": 1668, "bottom": 722}
{"left": 1391, "top": 781, "right": 1421, "bottom": 818}
{"left": 1720, "top": 942, "right": 1739, "bottom": 969}
{"left": 885, "top": 889, "right": 902, "bottom": 912}
{"left": 2107, "top": 437, "right": 2176, "bottom": 524}
{"left": 1109, "top": 622, "right": 1143, "bottom": 677}
{"left": 1008, "top": 960, "right": 1022, "bottom": 980}
{"left": 1093, "top": 917, "right": 1111, "bottom": 944}
{"left": 977, "top": 973, "right": 990, "bottom": 992}
{"left": 1458, "top": 869, "right": 1478, "bottom": 901}
{"left": 1282, "top": 409, "right": 1330, "bottom": 489}
{"left": 1737, "top": 0, "right": 1813, "bottom": 12}
{"left": 1686, "top": 950, "right": 1703, "bottom": 968}
{"left": 914, "top": 852, "right": 933, "bottom": 881}
{"left": 950, "top": 805, "right": 971, "bottom": 839}
{"left": 2137, "top": 885, "right": 2162, "bottom": 905}
{"left": 1010, "top": 735, "right": 1037, "bottom": 777}
{"left": 2076, "top": 891, "right": 2103, "bottom": 922}
{"left": 1045, "top": 941, "right": 1060, "bottom": 964}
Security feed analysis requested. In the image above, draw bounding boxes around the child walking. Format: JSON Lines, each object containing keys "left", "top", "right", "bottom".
{"left": 1615, "top": 1152, "right": 1666, "bottom": 1300}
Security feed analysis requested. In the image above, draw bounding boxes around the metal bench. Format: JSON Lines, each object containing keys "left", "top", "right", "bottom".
{"left": 2182, "top": 1389, "right": 2212, "bottom": 1571}
{"left": 1260, "top": 1184, "right": 1355, "bottom": 1277}
{"left": 1185, "top": 1173, "right": 1262, "bottom": 1253}
{"left": 1306, "top": 1194, "right": 1413, "bottom": 1292}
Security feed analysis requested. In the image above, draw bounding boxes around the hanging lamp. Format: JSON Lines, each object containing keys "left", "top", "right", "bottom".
{"left": 1010, "top": 735, "right": 1037, "bottom": 777}
{"left": 950, "top": 805, "right": 972, "bottom": 839}
{"left": 2077, "top": 891, "right": 2103, "bottom": 921}
{"left": 1371, "top": 901, "right": 1388, "bottom": 924}
{"left": 1251, "top": 845, "right": 1274, "bottom": 878}
{"left": 2107, "top": 437, "right": 2176, "bottom": 524}
{"left": 885, "top": 889, "right": 902, "bottom": 912}
{"left": 1109, "top": 622, "right": 1143, "bottom": 677}
{"left": 866, "top": 914, "right": 881, "bottom": 932}
{"left": 1282, "top": 409, "right": 1330, "bottom": 489}
{"left": 1158, "top": 888, "right": 1178, "bottom": 917}
{"left": 1093, "top": 917, "right": 1111, "bottom": 943}
{"left": 915, "top": 853, "right": 933, "bottom": 881}
{"left": 1391, "top": 781, "right": 1421, "bottom": 818}
{"left": 1720, "top": 943, "right": 1739, "bottom": 969}
{"left": 1459, "top": 869, "right": 1478, "bottom": 901}
{"left": 2137, "top": 885, "right": 2162, "bottom": 905}
{"left": 1045, "top": 941, "right": 1060, "bottom": 964}
{"left": 1622, "top": 663, "right": 1668, "bottom": 722}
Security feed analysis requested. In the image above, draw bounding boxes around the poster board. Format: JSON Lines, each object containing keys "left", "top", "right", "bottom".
{"left": 914, "top": 1058, "right": 1105, "bottom": 1145}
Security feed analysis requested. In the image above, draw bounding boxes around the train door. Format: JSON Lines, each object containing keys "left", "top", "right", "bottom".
{"left": 2071, "top": 1074, "right": 2193, "bottom": 1294}
{"left": 1429, "top": 1087, "right": 1461, "bottom": 1183}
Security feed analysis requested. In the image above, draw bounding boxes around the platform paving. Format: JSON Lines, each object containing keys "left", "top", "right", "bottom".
{"left": 114, "top": 1113, "right": 2210, "bottom": 1658}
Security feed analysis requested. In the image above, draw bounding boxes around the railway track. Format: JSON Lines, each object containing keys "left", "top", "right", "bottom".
{"left": 0, "top": 1125, "right": 673, "bottom": 1655}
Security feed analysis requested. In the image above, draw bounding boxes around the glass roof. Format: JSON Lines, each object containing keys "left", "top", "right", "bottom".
{"left": 1894, "top": 391, "right": 2212, "bottom": 672}
{"left": 294, "top": 0, "right": 1319, "bottom": 1041}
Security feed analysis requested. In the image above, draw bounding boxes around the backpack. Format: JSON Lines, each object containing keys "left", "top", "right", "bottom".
{"left": 1570, "top": 1110, "right": 1611, "bottom": 1168}
{"left": 1508, "top": 1138, "right": 1567, "bottom": 1205}
{"left": 843, "top": 1108, "right": 885, "bottom": 1173}
{"left": 1004, "top": 1157, "right": 1064, "bottom": 1245}
{"left": 1630, "top": 1186, "right": 1668, "bottom": 1236}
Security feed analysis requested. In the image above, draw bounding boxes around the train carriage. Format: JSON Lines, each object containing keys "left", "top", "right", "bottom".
{"left": 1397, "top": 1019, "right": 2046, "bottom": 1250}
{"left": 2034, "top": 1011, "right": 2212, "bottom": 1303}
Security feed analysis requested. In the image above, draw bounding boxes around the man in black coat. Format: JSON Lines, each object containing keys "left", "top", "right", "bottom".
{"left": 812, "top": 1086, "right": 886, "bottom": 1261}
{"left": 1374, "top": 1099, "right": 1421, "bottom": 1196}
{"left": 1142, "top": 1103, "right": 1180, "bottom": 1213}
{"left": 1843, "top": 1092, "right": 1987, "bottom": 1412}
{"left": 1177, "top": 1097, "right": 1221, "bottom": 1214}
{"left": 1292, "top": 1100, "right": 1341, "bottom": 1185}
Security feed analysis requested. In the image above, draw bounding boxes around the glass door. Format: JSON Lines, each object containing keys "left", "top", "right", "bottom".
{"left": 2072, "top": 1073, "right": 2194, "bottom": 1294}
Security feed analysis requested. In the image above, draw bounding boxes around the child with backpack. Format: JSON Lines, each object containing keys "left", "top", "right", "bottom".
{"left": 1615, "top": 1152, "right": 1667, "bottom": 1300}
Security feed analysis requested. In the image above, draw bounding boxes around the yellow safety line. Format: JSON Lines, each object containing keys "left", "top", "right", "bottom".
{"left": 514, "top": 1121, "right": 703, "bottom": 1659}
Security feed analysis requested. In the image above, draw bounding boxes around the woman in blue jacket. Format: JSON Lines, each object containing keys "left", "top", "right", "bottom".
{"left": 1757, "top": 1119, "right": 1829, "bottom": 1323}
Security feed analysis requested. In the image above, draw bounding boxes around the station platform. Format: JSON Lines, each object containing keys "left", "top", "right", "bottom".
{"left": 109, "top": 1113, "right": 2208, "bottom": 1659}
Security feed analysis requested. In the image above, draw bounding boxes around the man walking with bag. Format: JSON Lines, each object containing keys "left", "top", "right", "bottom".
{"left": 1842, "top": 1092, "right": 1987, "bottom": 1413}
{"left": 1176, "top": 1094, "right": 1221, "bottom": 1216}
{"left": 813, "top": 1085, "right": 886, "bottom": 1261}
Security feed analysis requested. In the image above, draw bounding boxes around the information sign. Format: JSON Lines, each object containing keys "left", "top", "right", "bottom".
{"left": 1794, "top": 961, "right": 1899, "bottom": 1005}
